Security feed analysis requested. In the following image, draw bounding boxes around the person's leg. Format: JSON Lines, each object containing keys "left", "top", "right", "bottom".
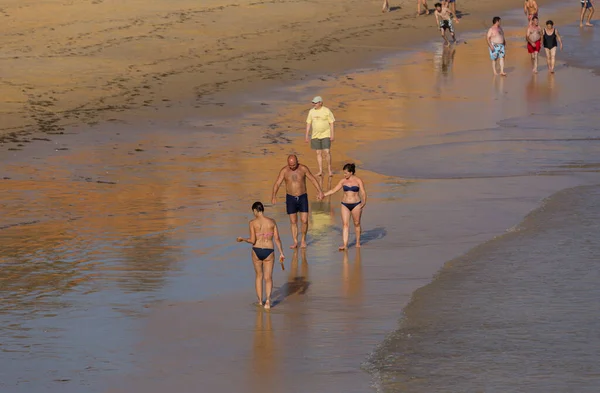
{"left": 339, "top": 204, "right": 351, "bottom": 251}
{"left": 252, "top": 252, "right": 263, "bottom": 305}
{"left": 417, "top": 0, "right": 421, "bottom": 15}
{"left": 299, "top": 212, "right": 309, "bottom": 248}
{"left": 441, "top": 28, "right": 449, "bottom": 45}
{"left": 424, "top": 0, "right": 429, "bottom": 14}
{"left": 263, "top": 256, "right": 275, "bottom": 309}
{"left": 323, "top": 148, "right": 333, "bottom": 177}
{"left": 451, "top": 1, "right": 457, "bottom": 17}
{"left": 581, "top": 4, "right": 587, "bottom": 26}
{"left": 587, "top": 5, "right": 594, "bottom": 25}
{"left": 491, "top": 59, "right": 498, "bottom": 75}
{"left": 315, "top": 149, "right": 323, "bottom": 177}
{"left": 499, "top": 56, "right": 506, "bottom": 76}
{"left": 382, "top": 0, "right": 389, "bottom": 12}
{"left": 544, "top": 47, "right": 551, "bottom": 70}
{"left": 351, "top": 206, "right": 363, "bottom": 248}
{"left": 533, "top": 51, "right": 539, "bottom": 73}
{"left": 550, "top": 47, "right": 557, "bottom": 72}
{"left": 289, "top": 213, "right": 299, "bottom": 248}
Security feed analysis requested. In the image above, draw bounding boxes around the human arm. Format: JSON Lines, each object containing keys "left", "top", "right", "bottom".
{"left": 271, "top": 167, "right": 286, "bottom": 205}
{"left": 236, "top": 221, "right": 257, "bottom": 245}
{"left": 533, "top": 1, "right": 538, "bottom": 13}
{"left": 323, "top": 179, "right": 344, "bottom": 197}
{"left": 305, "top": 112, "right": 312, "bottom": 142}
{"left": 557, "top": 30, "right": 563, "bottom": 50}
{"left": 273, "top": 223, "right": 285, "bottom": 264}
{"left": 328, "top": 109, "right": 335, "bottom": 142}
{"left": 435, "top": 10, "right": 440, "bottom": 26}
{"left": 358, "top": 177, "right": 367, "bottom": 208}
{"left": 304, "top": 165, "right": 324, "bottom": 200}
{"left": 486, "top": 28, "right": 494, "bottom": 50}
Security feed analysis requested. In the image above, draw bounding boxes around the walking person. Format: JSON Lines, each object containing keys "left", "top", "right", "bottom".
{"left": 305, "top": 96, "right": 335, "bottom": 178}
{"left": 524, "top": 0, "right": 539, "bottom": 22}
{"left": 434, "top": 2, "right": 459, "bottom": 45}
{"left": 237, "top": 202, "right": 285, "bottom": 310}
{"left": 580, "top": 0, "right": 594, "bottom": 27}
{"left": 542, "top": 20, "right": 563, "bottom": 73}
{"left": 272, "top": 154, "right": 324, "bottom": 249}
{"left": 526, "top": 16, "right": 542, "bottom": 73}
{"left": 487, "top": 16, "right": 507, "bottom": 76}
{"left": 323, "top": 163, "right": 367, "bottom": 251}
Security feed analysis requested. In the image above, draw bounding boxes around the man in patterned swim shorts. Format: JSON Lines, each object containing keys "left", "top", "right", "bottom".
{"left": 487, "top": 16, "right": 507, "bottom": 76}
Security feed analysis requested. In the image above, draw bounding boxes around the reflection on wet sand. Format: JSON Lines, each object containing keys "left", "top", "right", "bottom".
{"left": 250, "top": 309, "right": 279, "bottom": 393}
{"left": 273, "top": 249, "right": 310, "bottom": 304}
{"left": 342, "top": 249, "right": 364, "bottom": 306}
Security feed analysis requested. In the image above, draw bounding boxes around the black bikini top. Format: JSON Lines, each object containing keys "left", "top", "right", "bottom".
{"left": 343, "top": 185, "right": 360, "bottom": 192}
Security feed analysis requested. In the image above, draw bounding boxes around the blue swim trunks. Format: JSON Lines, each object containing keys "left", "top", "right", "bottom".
{"left": 581, "top": 0, "right": 592, "bottom": 9}
{"left": 489, "top": 43, "right": 505, "bottom": 60}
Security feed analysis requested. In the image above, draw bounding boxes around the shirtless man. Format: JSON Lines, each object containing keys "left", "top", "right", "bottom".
{"left": 524, "top": 0, "right": 539, "bottom": 22}
{"left": 487, "top": 16, "right": 507, "bottom": 76}
{"left": 434, "top": 2, "right": 459, "bottom": 45}
{"left": 526, "top": 16, "right": 542, "bottom": 73}
{"left": 272, "top": 155, "right": 324, "bottom": 249}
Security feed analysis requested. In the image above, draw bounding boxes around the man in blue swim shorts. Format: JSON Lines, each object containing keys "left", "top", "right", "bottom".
{"left": 272, "top": 155, "right": 324, "bottom": 249}
{"left": 580, "top": 0, "right": 595, "bottom": 27}
{"left": 487, "top": 16, "right": 507, "bottom": 76}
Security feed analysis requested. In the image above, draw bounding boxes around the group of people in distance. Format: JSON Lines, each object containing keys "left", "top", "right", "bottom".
{"left": 522, "top": 0, "right": 564, "bottom": 74}
{"left": 237, "top": 96, "right": 368, "bottom": 309}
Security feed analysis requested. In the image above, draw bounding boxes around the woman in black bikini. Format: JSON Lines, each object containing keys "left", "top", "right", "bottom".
{"left": 237, "top": 202, "right": 285, "bottom": 309}
{"left": 324, "top": 163, "right": 368, "bottom": 251}
{"left": 542, "top": 20, "right": 563, "bottom": 73}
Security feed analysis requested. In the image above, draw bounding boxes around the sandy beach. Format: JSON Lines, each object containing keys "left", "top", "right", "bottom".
{"left": 1, "top": 0, "right": 600, "bottom": 392}
{"left": 0, "top": 0, "right": 574, "bottom": 147}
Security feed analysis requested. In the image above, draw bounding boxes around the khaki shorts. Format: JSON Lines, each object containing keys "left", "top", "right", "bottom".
{"left": 311, "top": 137, "right": 331, "bottom": 150}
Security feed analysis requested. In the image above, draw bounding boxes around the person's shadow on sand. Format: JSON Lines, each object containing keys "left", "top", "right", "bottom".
{"left": 272, "top": 249, "right": 310, "bottom": 306}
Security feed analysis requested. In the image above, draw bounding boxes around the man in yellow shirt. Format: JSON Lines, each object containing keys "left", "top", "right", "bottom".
{"left": 305, "top": 96, "right": 335, "bottom": 177}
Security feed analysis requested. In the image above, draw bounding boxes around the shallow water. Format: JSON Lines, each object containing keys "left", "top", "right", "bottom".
{"left": 365, "top": 184, "right": 600, "bottom": 393}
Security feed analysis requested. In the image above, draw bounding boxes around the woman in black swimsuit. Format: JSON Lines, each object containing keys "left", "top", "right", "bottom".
{"left": 237, "top": 202, "right": 285, "bottom": 309}
{"left": 542, "top": 20, "right": 563, "bottom": 73}
{"left": 324, "top": 163, "right": 368, "bottom": 251}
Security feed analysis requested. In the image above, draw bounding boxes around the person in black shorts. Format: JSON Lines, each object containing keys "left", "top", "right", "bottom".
{"left": 272, "top": 155, "right": 324, "bottom": 249}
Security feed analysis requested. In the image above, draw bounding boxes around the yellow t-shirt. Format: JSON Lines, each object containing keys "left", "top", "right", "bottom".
{"left": 306, "top": 106, "right": 335, "bottom": 139}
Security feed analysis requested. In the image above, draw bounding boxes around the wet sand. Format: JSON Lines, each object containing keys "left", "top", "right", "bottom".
{"left": 1, "top": 2, "right": 600, "bottom": 393}
{"left": 0, "top": 0, "right": 571, "bottom": 149}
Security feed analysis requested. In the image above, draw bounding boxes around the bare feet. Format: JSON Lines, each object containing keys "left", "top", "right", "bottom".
{"left": 338, "top": 246, "right": 347, "bottom": 251}
{"left": 290, "top": 243, "right": 298, "bottom": 249}
{"left": 300, "top": 241, "right": 307, "bottom": 248}
{"left": 581, "top": 22, "right": 584, "bottom": 27}
{"left": 586, "top": 22, "right": 593, "bottom": 27}
{"left": 356, "top": 243, "right": 361, "bottom": 248}
{"left": 256, "top": 300, "right": 263, "bottom": 307}
{"left": 533, "top": 69, "right": 538, "bottom": 73}
{"left": 500, "top": 72, "right": 507, "bottom": 76}
{"left": 328, "top": 172, "right": 334, "bottom": 177}
{"left": 264, "top": 300, "right": 271, "bottom": 310}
